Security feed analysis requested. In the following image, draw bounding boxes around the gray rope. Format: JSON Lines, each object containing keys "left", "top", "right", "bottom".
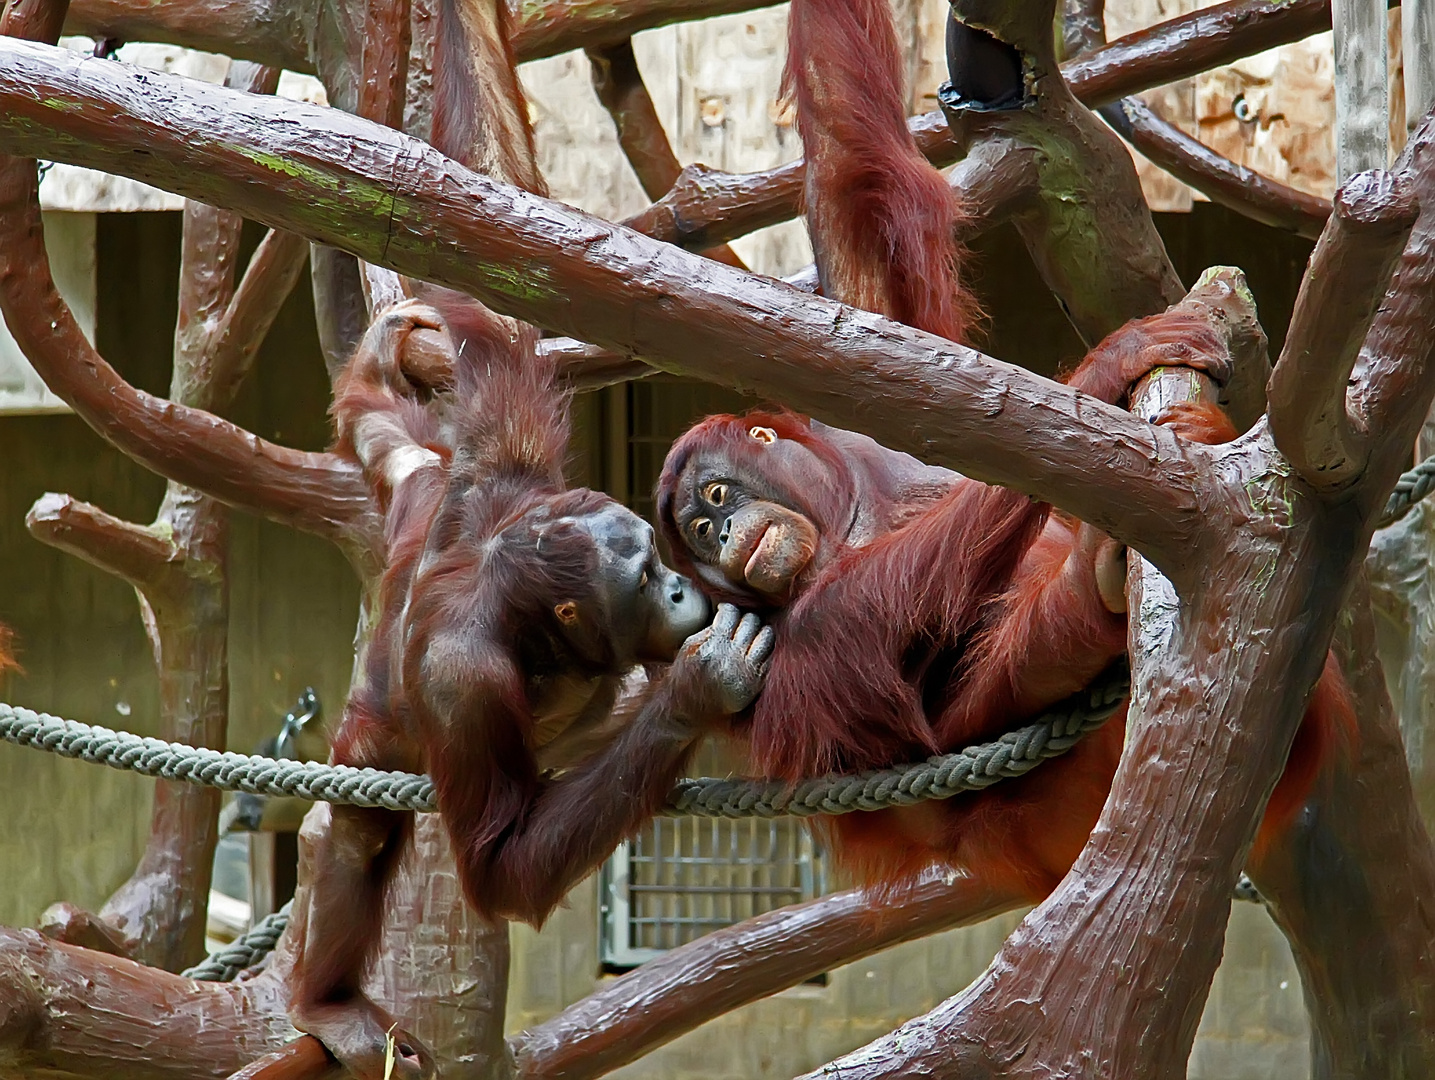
{"left": 0, "top": 664, "right": 1127, "bottom": 819}
{"left": 1379, "top": 454, "right": 1435, "bottom": 528}
{"left": 665, "top": 663, "right": 1128, "bottom": 818}
{"left": 183, "top": 901, "right": 292, "bottom": 980}
{"left": 0, "top": 706, "right": 439, "bottom": 810}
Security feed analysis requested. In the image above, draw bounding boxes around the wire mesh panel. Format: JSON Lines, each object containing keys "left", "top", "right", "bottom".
{"left": 601, "top": 812, "right": 826, "bottom": 967}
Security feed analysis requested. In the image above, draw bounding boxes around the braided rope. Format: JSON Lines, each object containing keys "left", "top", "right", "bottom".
{"left": 0, "top": 706, "right": 439, "bottom": 810}
{"left": 665, "top": 663, "right": 1128, "bottom": 818}
{"left": 0, "top": 664, "right": 1129, "bottom": 819}
{"left": 183, "top": 901, "right": 292, "bottom": 980}
{"left": 1379, "top": 454, "right": 1435, "bottom": 528}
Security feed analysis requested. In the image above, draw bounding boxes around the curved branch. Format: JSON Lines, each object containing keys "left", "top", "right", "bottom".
{"left": 513, "top": 874, "right": 1020, "bottom": 1080}
{"left": 26, "top": 492, "right": 178, "bottom": 593}
{"left": 206, "top": 227, "right": 312, "bottom": 407}
{"left": 511, "top": 0, "right": 777, "bottom": 62}
{"left": 1063, "top": 0, "right": 1342, "bottom": 106}
{"left": 1269, "top": 170, "right": 1418, "bottom": 490}
{"left": 1100, "top": 97, "right": 1332, "bottom": 239}
{"left": 0, "top": 155, "right": 374, "bottom": 548}
{"left": 0, "top": 39, "right": 1210, "bottom": 571}
{"left": 586, "top": 38, "right": 745, "bottom": 268}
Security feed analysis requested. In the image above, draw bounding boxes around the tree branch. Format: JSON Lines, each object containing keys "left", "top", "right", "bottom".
{"left": 206, "top": 227, "right": 312, "bottom": 407}
{"left": 513, "top": 873, "right": 1021, "bottom": 1080}
{"left": 539, "top": 336, "right": 654, "bottom": 390}
{"left": 942, "top": 4, "right": 1183, "bottom": 345}
{"left": 625, "top": 0, "right": 1348, "bottom": 254}
{"left": 510, "top": 0, "right": 777, "bottom": 62}
{"left": 0, "top": 39, "right": 1214, "bottom": 572}
{"left": 1100, "top": 97, "right": 1332, "bottom": 239}
{"left": 0, "top": 928, "right": 296, "bottom": 1078}
{"left": 1247, "top": 572, "right": 1435, "bottom": 1074}
{"left": 1268, "top": 169, "right": 1417, "bottom": 490}
{"left": 0, "top": 152, "right": 375, "bottom": 550}
{"left": 586, "top": 38, "right": 745, "bottom": 268}
{"left": 1345, "top": 111, "right": 1435, "bottom": 511}
{"left": 1063, "top": 0, "right": 1343, "bottom": 106}
{"left": 25, "top": 492, "right": 178, "bottom": 593}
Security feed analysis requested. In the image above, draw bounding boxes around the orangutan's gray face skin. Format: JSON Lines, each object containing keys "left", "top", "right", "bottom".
{"left": 571, "top": 503, "right": 712, "bottom": 663}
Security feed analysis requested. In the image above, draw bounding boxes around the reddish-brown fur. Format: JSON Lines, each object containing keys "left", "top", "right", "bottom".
{"left": 294, "top": 298, "right": 739, "bottom": 1080}
{"left": 0, "top": 624, "right": 17, "bottom": 675}
{"left": 707, "top": 1, "right": 1358, "bottom": 899}
{"left": 657, "top": 315, "right": 1357, "bottom": 903}
{"left": 784, "top": 0, "right": 979, "bottom": 341}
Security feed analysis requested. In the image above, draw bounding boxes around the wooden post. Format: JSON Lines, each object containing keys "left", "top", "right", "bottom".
{"left": 1333, "top": 0, "right": 1390, "bottom": 179}
{"left": 1406, "top": 0, "right": 1435, "bottom": 135}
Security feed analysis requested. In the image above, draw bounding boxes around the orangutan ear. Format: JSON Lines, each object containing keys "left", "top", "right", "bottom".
{"left": 554, "top": 601, "right": 580, "bottom": 625}
{"left": 749, "top": 425, "right": 778, "bottom": 444}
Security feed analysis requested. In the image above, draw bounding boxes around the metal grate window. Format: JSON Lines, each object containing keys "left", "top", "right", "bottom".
{"left": 600, "top": 811, "right": 827, "bottom": 967}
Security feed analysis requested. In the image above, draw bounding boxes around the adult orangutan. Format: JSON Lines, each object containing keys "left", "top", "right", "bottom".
{"left": 656, "top": 320, "right": 1352, "bottom": 900}
{"left": 653, "top": 0, "right": 1352, "bottom": 902}
{"left": 290, "top": 299, "right": 774, "bottom": 1080}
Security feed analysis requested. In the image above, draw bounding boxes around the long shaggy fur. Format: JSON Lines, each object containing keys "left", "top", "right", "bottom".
{"left": 785, "top": 0, "right": 979, "bottom": 342}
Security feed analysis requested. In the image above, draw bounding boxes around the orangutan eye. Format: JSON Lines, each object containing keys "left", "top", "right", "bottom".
{"left": 749, "top": 426, "right": 777, "bottom": 444}
{"left": 704, "top": 482, "right": 728, "bottom": 507}
{"left": 691, "top": 518, "right": 713, "bottom": 541}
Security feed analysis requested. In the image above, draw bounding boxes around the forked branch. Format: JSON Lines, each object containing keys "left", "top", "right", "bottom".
{"left": 586, "top": 38, "right": 745, "bottom": 268}
{"left": 1269, "top": 169, "right": 1418, "bottom": 490}
{"left": 625, "top": 0, "right": 1349, "bottom": 254}
{"left": 0, "top": 156, "right": 374, "bottom": 550}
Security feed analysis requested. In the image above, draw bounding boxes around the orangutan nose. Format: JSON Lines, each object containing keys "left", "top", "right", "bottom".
{"left": 718, "top": 518, "right": 731, "bottom": 545}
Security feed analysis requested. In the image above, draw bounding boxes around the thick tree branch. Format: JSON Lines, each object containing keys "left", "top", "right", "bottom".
{"left": 358, "top": 0, "right": 409, "bottom": 130}
{"left": 0, "top": 155, "right": 375, "bottom": 551}
{"left": 63, "top": 0, "right": 310, "bottom": 71}
{"left": 1100, "top": 97, "right": 1333, "bottom": 239}
{"left": 943, "top": 5, "right": 1183, "bottom": 345}
{"left": 52, "top": 0, "right": 1366, "bottom": 258}
{"left": 0, "top": 928, "right": 296, "bottom": 1077}
{"left": 1248, "top": 574, "right": 1435, "bottom": 1075}
{"left": 25, "top": 492, "right": 179, "bottom": 594}
{"left": 513, "top": 873, "right": 1021, "bottom": 1080}
{"left": 1346, "top": 112, "right": 1435, "bottom": 510}
{"left": 539, "top": 336, "right": 654, "bottom": 389}
{"left": 1268, "top": 169, "right": 1418, "bottom": 490}
{"left": 0, "top": 40, "right": 1217, "bottom": 573}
